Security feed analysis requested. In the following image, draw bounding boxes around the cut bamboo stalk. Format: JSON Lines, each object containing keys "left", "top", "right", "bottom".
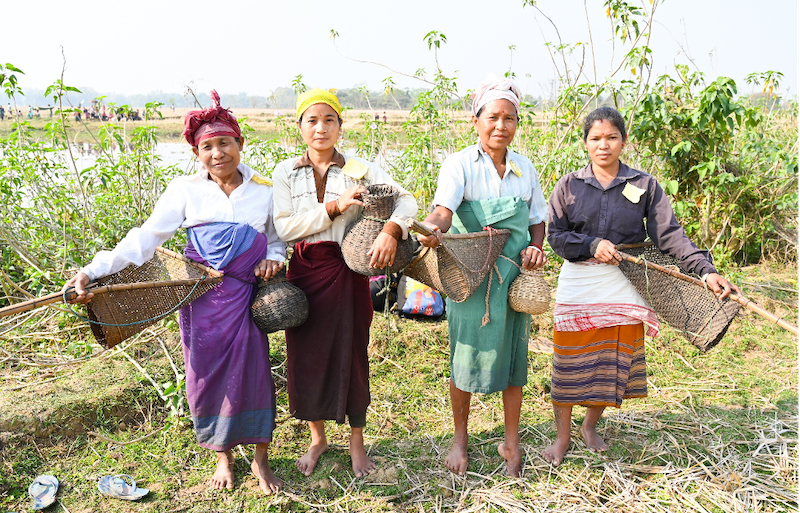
{"left": 617, "top": 250, "right": 798, "bottom": 337}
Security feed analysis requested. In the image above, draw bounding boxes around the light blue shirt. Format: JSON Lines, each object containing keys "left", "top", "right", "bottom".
{"left": 432, "top": 143, "right": 548, "bottom": 225}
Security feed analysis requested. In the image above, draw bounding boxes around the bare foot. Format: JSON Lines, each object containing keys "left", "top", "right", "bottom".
{"left": 445, "top": 439, "right": 468, "bottom": 475}
{"left": 497, "top": 442, "right": 523, "bottom": 477}
{"left": 210, "top": 450, "right": 234, "bottom": 490}
{"left": 251, "top": 457, "right": 283, "bottom": 495}
{"left": 350, "top": 429, "right": 376, "bottom": 478}
{"left": 542, "top": 438, "right": 570, "bottom": 466}
{"left": 581, "top": 424, "right": 609, "bottom": 452}
{"left": 296, "top": 442, "right": 328, "bottom": 476}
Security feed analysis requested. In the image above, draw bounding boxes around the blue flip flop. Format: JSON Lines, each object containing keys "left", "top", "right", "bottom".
{"left": 98, "top": 474, "right": 149, "bottom": 501}
{"left": 28, "top": 475, "right": 58, "bottom": 510}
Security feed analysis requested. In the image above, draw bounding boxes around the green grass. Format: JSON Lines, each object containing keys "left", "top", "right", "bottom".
{"left": 0, "top": 270, "right": 797, "bottom": 512}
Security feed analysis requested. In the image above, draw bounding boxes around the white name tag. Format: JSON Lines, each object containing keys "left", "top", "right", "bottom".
{"left": 622, "top": 183, "right": 646, "bottom": 204}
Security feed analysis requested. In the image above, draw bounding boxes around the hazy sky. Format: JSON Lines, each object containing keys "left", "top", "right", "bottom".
{"left": 4, "top": 0, "right": 797, "bottom": 100}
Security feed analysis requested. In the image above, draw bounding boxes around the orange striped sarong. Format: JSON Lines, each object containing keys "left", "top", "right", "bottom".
{"left": 551, "top": 323, "right": 647, "bottom": 408}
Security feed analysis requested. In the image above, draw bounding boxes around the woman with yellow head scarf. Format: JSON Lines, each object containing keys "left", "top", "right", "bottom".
{"left": 272, "top": 89, "right": 417, "bottom": 478}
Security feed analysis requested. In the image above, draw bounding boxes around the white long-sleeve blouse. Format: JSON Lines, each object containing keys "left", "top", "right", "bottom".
{"left": 272, "top": 154, "right": 417, "bottom": 245}
{"left": 81, "top": 163, "right": 287, "bottom": 280}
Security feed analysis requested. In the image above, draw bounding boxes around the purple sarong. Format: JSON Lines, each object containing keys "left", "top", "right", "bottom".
{"left": 179, "top": 231, "right": 276, "bottom": 451}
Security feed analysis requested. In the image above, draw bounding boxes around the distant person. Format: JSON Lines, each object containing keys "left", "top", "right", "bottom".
{"left": 382, "top": 112, "right": 387, "bottom": 123}
{"left": 374, "top": 113, "right": 379, "bottom": 121}
{"left": 0, "top": 106, "right": 5, "bottom": 120}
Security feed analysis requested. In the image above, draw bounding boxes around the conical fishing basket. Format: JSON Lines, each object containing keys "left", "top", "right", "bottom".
{"left": 86, "top": 247, "right": 223, "bottom": 349}
{"left": 341, "top": 184, "right": 417, "bottom": 276}
{"left": 251, "top": 267, "right": 309, "bottom": 334}
{"left": 404, "top": 228, "right": 511, "bottom": 302}
{"left": 617, "top": 243, "right": 741, "bottom": 352}
{"left": 508, "top": 270, "right": 551, "bottom": 315}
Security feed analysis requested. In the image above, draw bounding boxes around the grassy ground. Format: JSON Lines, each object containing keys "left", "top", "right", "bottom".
{"left": 0, "top": 263, "right": 796, "bottom": 512}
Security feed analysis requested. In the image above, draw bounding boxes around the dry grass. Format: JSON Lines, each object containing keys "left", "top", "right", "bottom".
{"left": 0, "top": 267, "right": 796, "bottom": 512}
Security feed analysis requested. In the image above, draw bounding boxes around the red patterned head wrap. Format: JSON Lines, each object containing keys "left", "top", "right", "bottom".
{"left": 182, "top": 90, "right": 241, "bottom": 147}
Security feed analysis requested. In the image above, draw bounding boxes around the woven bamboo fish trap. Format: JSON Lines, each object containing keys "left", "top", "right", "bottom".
{"left": 616, "top": 243, "right": 741, "bottom": 352}
{"left": 404, "top": 220, "right": 511, "bottom": 302}
{"left": 508, "top": 270, "right": 551, "bottom": 315}
{"left": 341, "top": 184, "right": 417, "bottom": 276}
{"left": 82, "top": 247, "right": 223, "bottom": 349}
{"left": 251, "top": 267, "right": 309, "bottom": 334}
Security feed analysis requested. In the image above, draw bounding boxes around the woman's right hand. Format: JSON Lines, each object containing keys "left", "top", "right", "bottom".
{"left": 337, "top": 184, "right": 367, "bottom": 213}
{"left": 594, "top": 239, "right": 622, "bottom": 266}
{"left": 62, "top": 271, "right": 94, "bottom": 304}
{"left": 417, "top": 222, "right": 444, "bottom": 248}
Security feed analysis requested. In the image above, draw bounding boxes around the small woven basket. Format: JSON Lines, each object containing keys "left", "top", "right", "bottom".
{"left": 404, "top": 228, "right": 511, "bottom": 302}
{"left": 251, "top": 268, "right": 309, "bottom": 334}
{"left": 86, "top": 247, "right": 223, "bottom": 349}
{"left": 617, "top": 243, "right": 741, "bottom": 352}
{"left": 342, "top": 184, "right": 416, "bottom": 276}
{"left": 508, "top": 270, "right": 551, "bottom": 315}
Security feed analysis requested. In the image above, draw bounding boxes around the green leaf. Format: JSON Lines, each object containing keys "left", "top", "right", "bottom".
{"left": 665, "top": 179, "right": 679, "bottom": 195}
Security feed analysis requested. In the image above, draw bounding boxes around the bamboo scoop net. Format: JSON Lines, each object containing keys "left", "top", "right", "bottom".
{"left": 83, "top": 247, "right": 223, "bottom": 349}
{"left": 404, "top": 220, "right": 511, "bottom": 302}
{"left": 616, "top": 243, "right": 740, "bottom": 352}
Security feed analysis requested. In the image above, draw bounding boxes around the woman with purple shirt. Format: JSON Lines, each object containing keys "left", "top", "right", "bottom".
{"left": 543, "top": 107, "right": 740, "bottom": 466}
{"left": 64, "top": 91, "right": 287, "bottom": 494}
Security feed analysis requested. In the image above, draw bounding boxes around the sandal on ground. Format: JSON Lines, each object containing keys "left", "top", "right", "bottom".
{"left": 29, "top": 474, "right": 59, "bottom": 510}
{"left": 97, "top": 474, "right": 149, "bottom": 501}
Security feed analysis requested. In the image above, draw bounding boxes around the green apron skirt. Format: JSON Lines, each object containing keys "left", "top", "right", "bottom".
{"left": 448, "top": 197, "right": 531, "bottom": 394}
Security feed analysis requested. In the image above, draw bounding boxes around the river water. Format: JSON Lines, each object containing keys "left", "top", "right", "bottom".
{"left": 71, "top": 142, "right": 199, "bottom": 173}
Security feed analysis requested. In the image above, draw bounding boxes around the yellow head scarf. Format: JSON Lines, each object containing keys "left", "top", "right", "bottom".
{"left": 296, "top": 88, "right": 343, "bottom": 119}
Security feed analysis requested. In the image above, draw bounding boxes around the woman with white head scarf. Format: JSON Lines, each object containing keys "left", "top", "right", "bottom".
{"left": 417, "top": 75, "right": 548, "bottom": 477}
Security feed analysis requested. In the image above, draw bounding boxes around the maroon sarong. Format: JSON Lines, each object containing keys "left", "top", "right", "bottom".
{"left": 286, "top": 240, "right": 372, "bottom": 425}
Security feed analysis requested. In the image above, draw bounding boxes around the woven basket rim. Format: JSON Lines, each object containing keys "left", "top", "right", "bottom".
{"left": 154, "top": 247, "right": 224, "bottom": 279}
{"left": 443, "top": 229, "right": 512, "bottom": 240}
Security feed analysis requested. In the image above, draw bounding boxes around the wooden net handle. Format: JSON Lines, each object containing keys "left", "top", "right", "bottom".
{"left": 0, "top": 278, "right": 220, "bottom": 318}
{"left": 406, "top": 218, "right": 435, "bottom": 237}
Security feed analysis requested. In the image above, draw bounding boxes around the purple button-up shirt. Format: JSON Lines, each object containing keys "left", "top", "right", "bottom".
{"left": 547, "top": 162, "right": 716, "bottom": 276}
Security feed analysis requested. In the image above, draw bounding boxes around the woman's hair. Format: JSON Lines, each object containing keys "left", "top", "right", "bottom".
{"left": 582, "top": 107, "right": 627, "bottom": 141}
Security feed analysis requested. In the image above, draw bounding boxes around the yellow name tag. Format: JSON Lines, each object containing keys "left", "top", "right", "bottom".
{"left": 622, "top": 183, "right": 646, "bottom": 204}
{"left": 342, "top": 160, "right": 369, "bottom": 179}
{"left": 251, "top": 174, "right": 273, "bottom": 186}
{"left": 509, "top": 160, "right": 523, "bottom": 177}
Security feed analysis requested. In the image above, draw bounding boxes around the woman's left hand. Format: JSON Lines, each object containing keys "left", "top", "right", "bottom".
{"left": 367, "top": 232, "right": 397, "bottom": 269}
{"left": 254, "top": 259, "right": 285, "bottom": 280}
{"left": 521, "top": 246, "right": 547, "bottom": 270}
{"left": 705, "top": 273, "right": 741, "bottom": 299}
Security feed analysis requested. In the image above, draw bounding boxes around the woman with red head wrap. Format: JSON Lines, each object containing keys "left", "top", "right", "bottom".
{"left": 64, "top": 91, "right": 287, "bottom": 495}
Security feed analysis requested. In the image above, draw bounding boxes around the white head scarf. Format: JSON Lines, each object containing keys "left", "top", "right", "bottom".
{"left": 471, "top": 75, "right": 521, "bottom": 117}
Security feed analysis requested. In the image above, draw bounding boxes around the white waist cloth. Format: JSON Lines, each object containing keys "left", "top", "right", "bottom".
{"left": 554, "top": 260, "right": 659, "bottom": 336}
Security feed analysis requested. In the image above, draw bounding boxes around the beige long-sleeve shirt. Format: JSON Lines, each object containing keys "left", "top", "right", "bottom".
{"left": 272, "top": 151, "right": 417, "bottom": 245}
